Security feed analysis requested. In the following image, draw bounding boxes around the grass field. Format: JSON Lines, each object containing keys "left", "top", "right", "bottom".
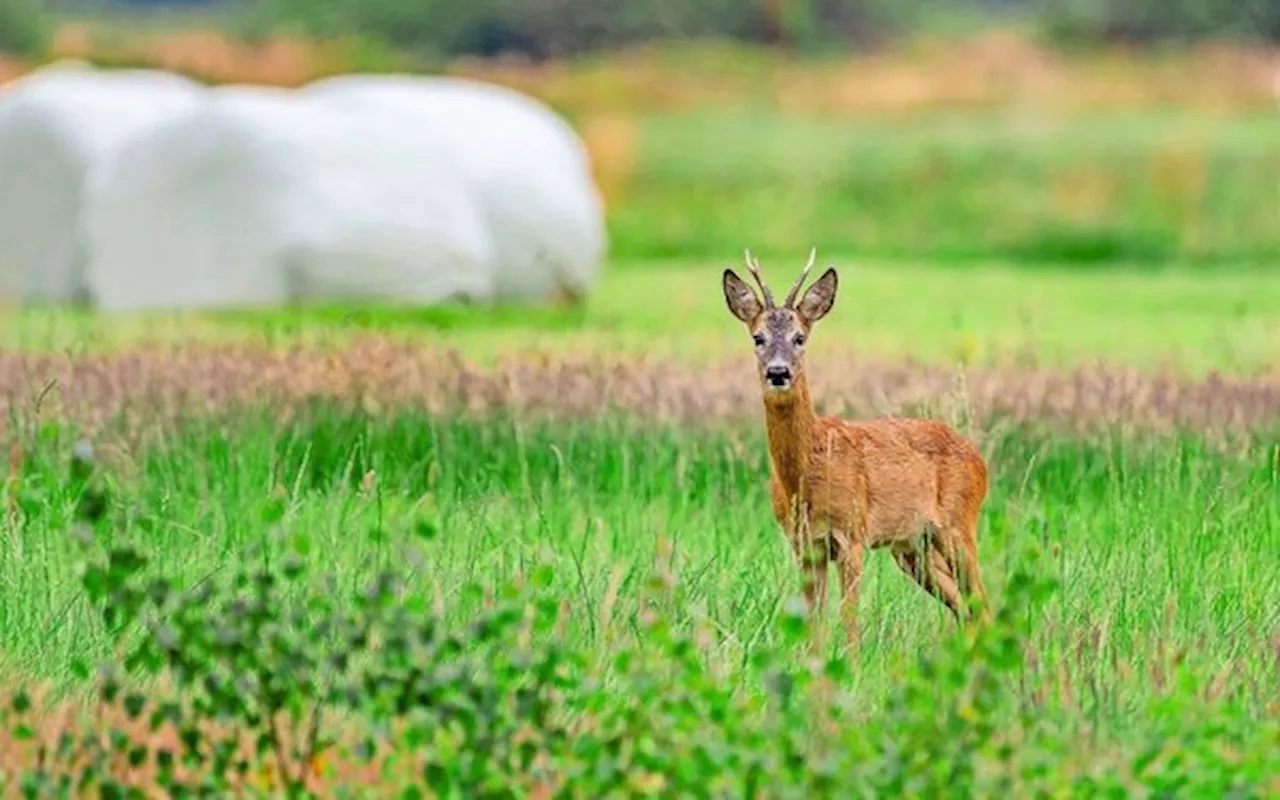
{"left": 7, "top": 259, "right": 1280, "bottom": 373}
{"left": 1, "top": 29, "right": 1279, "bottom": 796}
{"left": 607, "top": 110, "right": 1280, "bottom": 266}
{"left": 1, "top": 259, "right": 1278, "bottom": 792}
{"left": 4, "top": 385, "right": 1279, "bottom": 696}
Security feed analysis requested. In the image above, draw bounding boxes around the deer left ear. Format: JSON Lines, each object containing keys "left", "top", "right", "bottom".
{"left": 797, "top": 268, "right": 838, "bottom": 323}
{"left": 723, "top": 268, "right": 763, "bottom": 323}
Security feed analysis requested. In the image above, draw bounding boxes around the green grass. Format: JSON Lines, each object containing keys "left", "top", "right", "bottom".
{"left": 7, "top": 258, "right": 1280, "bottom": 373}
{"left": 5, "top": 407, "right": 1277, "bottom": 729}
{"left": 611, "top": 110, "right": 1280, "bottom": 266}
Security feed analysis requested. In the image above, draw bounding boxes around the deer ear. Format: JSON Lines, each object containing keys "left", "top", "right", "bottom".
{"left": 723, "top": 268, "right": 763, "bottom": 323}
{"left": 797, "top": 267, "right": 837, "bottom": 323}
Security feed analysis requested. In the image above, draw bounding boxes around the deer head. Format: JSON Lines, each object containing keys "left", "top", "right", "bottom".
{"left": 722, "top": 248, "right": 838, "bottom": 401}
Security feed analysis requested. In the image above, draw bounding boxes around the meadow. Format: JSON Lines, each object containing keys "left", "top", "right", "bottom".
{"left": 0, "top": 27, "right": 1279, "bottom": 798}
{"left": 1, "top": 264, "right": 1278, "bottom": 794}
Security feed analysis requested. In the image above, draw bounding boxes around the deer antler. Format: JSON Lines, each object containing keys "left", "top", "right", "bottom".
{"left": 783, "top": 247, "right": 817, "bottom": 308}
{"left": 743, "top": 249, "right": 775, "bottom": 308}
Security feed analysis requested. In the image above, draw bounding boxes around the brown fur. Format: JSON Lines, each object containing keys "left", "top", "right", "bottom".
{"left": 723, "top": 251, "right": 990, "bottom": 651}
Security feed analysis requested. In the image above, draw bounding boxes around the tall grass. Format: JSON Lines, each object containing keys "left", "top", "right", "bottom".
{"left": 4, "top": 406, "right": 1276, "bottom": 726}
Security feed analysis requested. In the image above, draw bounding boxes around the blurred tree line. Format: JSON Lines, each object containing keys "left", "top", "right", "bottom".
{"left": 0, "top": 0, "right": 48, "bottom": 55}
{"left": 2, "top": 0, "right": 1279, "bottom": 59}
{"left": 238, "top": 0, "right": 895, "bottom": 58}
{"left": 239, "top": 0, "right": 1280, "bottom": 57}
{"left": 1042, "top": 0, "right": 1280, "bottom": 45}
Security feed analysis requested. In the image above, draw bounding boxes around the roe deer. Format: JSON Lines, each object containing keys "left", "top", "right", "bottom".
{"left": 722, "top": 249, "right": 990, "bottom": 650}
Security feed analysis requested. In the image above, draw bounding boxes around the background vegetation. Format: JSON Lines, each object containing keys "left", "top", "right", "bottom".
{"left": 0, "top": 0, "right": 48, "bottom": 56}
{"left": 240, "top": 0, "right": 1280, "bottom": 57}
{"left": 7, "top": 2, "right": 1280, "bottom": 267}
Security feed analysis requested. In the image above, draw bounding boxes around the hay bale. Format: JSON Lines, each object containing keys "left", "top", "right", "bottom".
{"left": 306, "top": 74, "right": 607, "bottom": 304}
{"left": 0, "top": 61, "right": 204, "bottom": 304}
{"left": 82, "top": 85, "right": 495, "bottom": 313}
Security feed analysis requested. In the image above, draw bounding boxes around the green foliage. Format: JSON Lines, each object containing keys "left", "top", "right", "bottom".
{"left": 0, "top": 0, "right": 47, "bottom": 57}
{"left": 4, "top": 490, "right": 1277, "bottom": 793}
{"left": 0, "top": 408, "right": 1276, "bottom": 792}
{"left": 1041, "top": 0, "right": 1280, "bottom": 45}
{"left": 236, "top": 0, "right": 1276, "bottom": 55}
{"left": 241, "top": 0, "right": 903, "bottom": 59}
{"left": 613, "top": 112, "right": 1280, "bottom": 266}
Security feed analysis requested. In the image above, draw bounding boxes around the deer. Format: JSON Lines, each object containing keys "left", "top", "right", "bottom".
{"left": 721, "top": 249, "right": 991, "bottom": 652}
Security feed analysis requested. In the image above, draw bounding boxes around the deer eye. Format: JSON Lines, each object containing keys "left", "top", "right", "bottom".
{"left": 793, "top": 333, "right": 807, "bottom": 347}
{"left": 752, "top": 333, "right": 766, "bottom": 347}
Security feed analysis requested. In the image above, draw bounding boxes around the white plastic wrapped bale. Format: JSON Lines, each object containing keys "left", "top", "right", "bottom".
{"left": 0, "top": 62, "right": 204, "bottom": 304}
{"left": 82, "top": 85, "right": 496, "bottom": 313}
{"left": 305, "top": 74, "right": 607, "bottom": 304}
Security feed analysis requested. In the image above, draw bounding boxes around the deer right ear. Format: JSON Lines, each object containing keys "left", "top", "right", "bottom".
{"left": 797, "top": 267, "right": 838, "bottom": 324}
{"left": 723, "top": 269, "right": 763, "bottom": 323}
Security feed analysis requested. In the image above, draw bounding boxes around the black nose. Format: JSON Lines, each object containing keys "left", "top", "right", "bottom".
{"left": 765, "top": 366, "right": 792, "bottom": 386}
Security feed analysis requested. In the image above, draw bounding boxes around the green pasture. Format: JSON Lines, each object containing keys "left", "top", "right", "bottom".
{"left": 4, "top": 408, "right": 1278, "bottom": 740}
{"left": 610, "top": 109, "right": 1280, "bottom": 266}
{"left": 7, "top": 258, "right": 1280, "bottom": 374}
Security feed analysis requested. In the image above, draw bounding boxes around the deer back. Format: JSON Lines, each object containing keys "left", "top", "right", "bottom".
{"left": 800, "top": 416, "right": 987, "bottom": 548}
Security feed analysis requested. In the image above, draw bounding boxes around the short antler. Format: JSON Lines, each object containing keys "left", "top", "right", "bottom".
{"left": 783, "top": 247, "right": 817, "bottom": 308}
{"left": 743, "top": 249, "right": 775, "bottom": 308}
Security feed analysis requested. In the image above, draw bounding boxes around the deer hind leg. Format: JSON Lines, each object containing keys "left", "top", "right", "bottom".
{"left": 952, "top": 528, "right": 991, "bottom": 624}
{"left": 925, "top": 548, "right": 968, "bottom": 619}
{"left": 922, "top": 519, "right": 990, "bottom": 625}
{"left": 892, "top": 527, "right": 967, "bottom": 622}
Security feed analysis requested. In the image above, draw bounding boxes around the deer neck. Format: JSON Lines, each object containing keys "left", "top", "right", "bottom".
{"left": 763, "top": 372, "right": 816, "bottom": 500}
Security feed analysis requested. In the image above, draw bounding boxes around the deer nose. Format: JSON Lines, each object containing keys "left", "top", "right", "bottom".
{"left": 765, "top": 365, "right": 792, "bottom": 387}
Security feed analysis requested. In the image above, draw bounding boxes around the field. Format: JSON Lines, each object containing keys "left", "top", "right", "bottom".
{"left": 2, "top": 260, "right": 1278, "bottom": 793}
{"left": 1, "top": 26, "right": 1279, "bottom": 798}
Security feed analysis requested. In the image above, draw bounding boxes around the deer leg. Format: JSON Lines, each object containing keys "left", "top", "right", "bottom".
{"left": 921, "top": 521, "right": 972, "bottom": 622}
{"left": 792, "top": 536, "right": 829, "bottom": 648}
{"left": 928, "top": 523, "right": 990, "bottom": 625}
{"left": 833, "top": 533, "right": 864, "bottom": 655}
{"left": 793, "top": 536, "right": 830, "bottom": 612}
{"left": 892, "top": 547, "right": 965, "bottom": 622}
{"left": 925, "top": 548, "right": 968, "bottom": 620}
{"left": 952, "top": 532, "right": 991, "bottom": 624}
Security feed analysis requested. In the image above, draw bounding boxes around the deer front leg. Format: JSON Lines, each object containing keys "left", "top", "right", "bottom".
{"left": 790, "top": 534, "right": 829, "bottom": 650}
{"left": 834, "top": 533, "right": 864, "bottom": 655}
{"left": 793, "top": 535, "right": 829, "bottom": 615}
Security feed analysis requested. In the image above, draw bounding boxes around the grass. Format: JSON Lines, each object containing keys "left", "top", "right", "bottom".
{"left": 4, "top": 407, "right": 1277, "bottom": 728}
{"left": 4, "top": 265, "right": 1272, "bottom": 787}
{"left": 609, "top": 109, "right": 1280, "bottom": 265}
{"left": 6, "top": 258, "right": 1280, "bottom": 374}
